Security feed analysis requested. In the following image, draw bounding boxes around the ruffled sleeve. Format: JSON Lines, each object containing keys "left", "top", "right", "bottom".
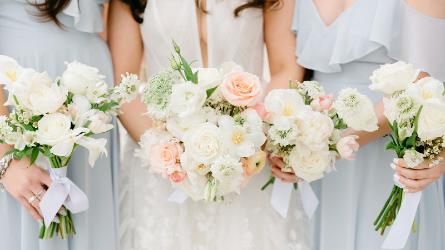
{"left": 62, "top": 0, "right": 106, "bottom": 34}
{"left": 291, "top": 0, "right": 300, "bottom": 35}
{"left": 370, "top": 0, "right": 445, "bottom": 81}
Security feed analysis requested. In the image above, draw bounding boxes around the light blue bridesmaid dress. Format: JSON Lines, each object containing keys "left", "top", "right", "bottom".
{"left": 292, "top": 0, "right": 445, "bottom": 249}
{"left": 0, "top": 1, "right": 119, "bottom": 249}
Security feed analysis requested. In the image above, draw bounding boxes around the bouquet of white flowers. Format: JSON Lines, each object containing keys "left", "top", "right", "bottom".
{"left": 136, "top": 40, "right": 267, "bottom": 202}
{"left": 262, "top": 80, "right": 378, "bottom": 189}
{"left": 0, "top": 55, "right": 139, "bottom": 240}
{"left": 370, "top": 61, "right": 445, "bottom": 238}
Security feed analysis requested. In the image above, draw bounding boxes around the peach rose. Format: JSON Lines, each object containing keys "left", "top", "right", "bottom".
{"left": 252, "top": 102, "right": 269, "bottom": 121}
{"left": 240, "top": 158, "right": 253, "bottom": 188}
{"left": 166, "top": 163, "right": 187, "bottom": 183}
{"left": 336, "top": 136, "right": 359, "bottom": 160}
{"left": 221, "top": 68, "right": 263, "bottom": 106}
{"left": 310, "top": 93, "right": 333, "bottom": 112}
{"left": 149, "top": 141, "right": 183, "bottom": 177}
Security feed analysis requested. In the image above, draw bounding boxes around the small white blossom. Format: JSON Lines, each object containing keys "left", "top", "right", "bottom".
{"left": 300, "top": 81, "right": 325, "bottom": 99}
{"left": 269, "top": 124, "right": 299, "bottom": 146}
{"left": 86, "top": 81, "right": 108, "bottom": 104}
{"left": 210, "top": 154, "right": 244, "bottom": 195}
{"left": 142, "top": 68, "right": 176, "bottom": 120}
{"left": 394, "top": 93, "right": 420, "bottom": 120}
{"left": 403, "top": 149, "right": 424, "bottom": 168}
{"left": 120, "top": 73, "right": 140, "bottom": 102}
{"left": 0, "top": 116, "right": 12, "bottom": 139}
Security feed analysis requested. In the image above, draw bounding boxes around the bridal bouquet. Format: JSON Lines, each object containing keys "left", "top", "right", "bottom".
{"left": 369, "top": 61, "right": 445, "bottom": 236}
{"left": 136, "top": 40, "right": 267, "bottom": 202}
{"left": 0, "top": 55, "right": 139, "bottom": 239}
{"left": 262, "top": 80, "right": 378, "bottom": 188}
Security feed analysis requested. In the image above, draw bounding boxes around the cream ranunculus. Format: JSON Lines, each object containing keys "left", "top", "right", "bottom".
{"left": 169, "top": 81, "right": 207, "bottom": 118}
{"left": 296, "top": 111, "right": 334, "bottom": 152}
{"left": 289, "top": 143, "right": 331, "bottom": 183}
{"left": 369, "top": 61, "right": 420, "bottom": 94}
{"left": 21, "top": 72, "right": 68, "bottom": 115}
{"left": 36, "top": 113, "right": 72, "bottom": 146}
{"left": 61, "top": 61, "right": 105, "bottom": 95}
{"left": 417, "top": 105, "right": 445, "bottom": 141}
{"left": 182, "top": 122, "right": 225, "bottom": 165}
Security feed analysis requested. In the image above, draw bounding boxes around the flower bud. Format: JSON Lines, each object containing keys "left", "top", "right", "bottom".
{"left": 210, "top": 179, "right": 218, "bottom": 201}
{"left": 172, "top": 39, "right": 180, "bottom": 53}
{"left": 170, "top": 56, "right": 181, "bottom": 70}
{"left": 204, "top": 180, "right": 212, "bottom": 203}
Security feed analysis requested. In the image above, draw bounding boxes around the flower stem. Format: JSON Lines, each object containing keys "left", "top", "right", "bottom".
{"left": 374, "top": 185, "right": 396, "bottom": 225}
{"left": 261, "top": 176, "right": 275, "bottom": 190}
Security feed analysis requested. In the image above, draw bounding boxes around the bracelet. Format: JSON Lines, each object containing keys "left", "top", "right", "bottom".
{"left": 0, "top": 154, "right": 15, "bottom": 192}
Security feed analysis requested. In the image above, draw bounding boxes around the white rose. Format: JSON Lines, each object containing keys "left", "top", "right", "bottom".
{"left": 417, "top": 105, "right": 445, "bottom": 141}
{"left": 86, "top": 81, "right": 108, "bottom": 104}
{"left": 169, "top": 81, "right": 206, "bottom": 118}
{"left": 289, "top": 143, "right": 331, "bottom": 183}
{"left": 21, "top": 72, "right": 68, "bottom": 115}
{"left": 61, "top": 61, "right": 105, "bottom": 95}
{"left": 296, "top": 111, "right": 333, "bottom": 152}
{"left": 166, "top": 107, "right": 218, "bottom": 140}
{"left": 369, "top": 61, "right": 420, "bottom": 94}
{"left": 183, "top": 122, "right": 225, "bottom": 165}
{"left": 36, "top": 113, "right": 71, "bottom": 146}
{"left": 192, "top": 68, "right": 222, "bottom": 90}
{"left": 66, "top": 94, "right": 92, "bottom": 123}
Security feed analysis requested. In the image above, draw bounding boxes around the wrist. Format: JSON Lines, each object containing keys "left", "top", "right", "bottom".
{"left": 0, "top": 154, "right": 17, "bottom": 192}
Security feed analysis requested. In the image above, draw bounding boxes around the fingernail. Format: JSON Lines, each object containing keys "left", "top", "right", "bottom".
{"left": 271, "top": 168, "right": 276, "bottom": 173}
{"left": 393, "top": 174, "right": 400, "bottom": 182}
{"left": 393, "top": 158, "right": 399, "bottom": 164}
{"left": 59, "top": 210, "right": 67, "bottom": 216}
{"left": 390, "top": 163, "right": 396, "bottom": 170}
{"left": 403, "top": 188, "right": 409, "bottom": 193}
{"left": 38, "top": 219, "right": 43, "bottom": 227}
{"left": 52, "top": 216, "right": 60, "bottom": 223}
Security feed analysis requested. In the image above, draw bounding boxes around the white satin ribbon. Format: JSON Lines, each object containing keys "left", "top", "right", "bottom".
{"left": 167, "top": 189, "right": 188, "bottom": 204}
{"left": 39, "top": 162, "right": 89, "bottom": 228}
{"left": 298, "top": 181, "right": 319, "bottom": 219}
{"left": 382, "top": 173, "right": 422, "bottom": 249}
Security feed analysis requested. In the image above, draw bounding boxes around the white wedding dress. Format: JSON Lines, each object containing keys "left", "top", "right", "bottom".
{"left": 119, "top": 1, "right": 311, "bottom": 249}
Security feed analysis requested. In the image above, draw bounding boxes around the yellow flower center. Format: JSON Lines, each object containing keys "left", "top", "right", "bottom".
{"left": 68, "top": 137, "right": 73, "bottom": 143}
{"left": 232, "top": 132, "right": 244, "bottom": 145}
{"left": 6, "top": 70, "right": 17, "bottom": 82}
{"left": 282, "top": 104, "right": 294, "bottom": 116}
{"left": 422, "top": 89, "right": 434, "bottom": 100}
{"left": 93, "top": 149, "right": 99, "bottom": 153}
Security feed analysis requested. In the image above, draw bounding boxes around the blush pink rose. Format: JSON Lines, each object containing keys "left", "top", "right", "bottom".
{"left": 336, "top": 136, "right": 359, "bottom": 160}
{"left": 166, "top": 163, "right": 187, "bottom": 183}
{"left": 240, "top": 158, "right": 253, "bottom": 188}
{"left": 221, "top": 68, "right": 263, "bottom": 106}
{"left": 310, "top": 93, "right": 333, "bottom": 112}
{"left": 252, "top": 102, "right": 269, "bottom": 121}
{"left": 149, "top": 141, "right": 183, "bottom": 177}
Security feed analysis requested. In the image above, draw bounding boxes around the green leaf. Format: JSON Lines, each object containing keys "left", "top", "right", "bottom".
{"left": 329, "top": 147, "right": 340, "bottom": 155}
{"left": 383, "top": 141, "right": 397, "bottom": 151}
{"left": 84, "top": 120, "right": 92, "bottom": 129}
{"left": 393, "top": 120, "right": 399, "bottom": 146}
{"left": 21, "top": 122, "right": 35, "bottom": 131}
{"left": 190, "top": 70, "right": 199, "bottom": 84}
{"left": 3, "top": 148, "right": 19, "bottom": 158}
{"left": 43, "top": 147, "right": 54, "bottom": 158}
{"left": 386, "top": 118, "right": 393, "bottom": 130}
{"left": 67, "top": 92, "right": 74, "bottom": 104}
{"left": 406, "top": 132, "right": 417, "bottom": 148}
{"left": 189, "top": 60, "right": 199, "bottom": 66}
{"left": 16, "top": 146, "right": 32, "bottom": 158}
{"left": 31, "top": 116, "right": 42, "bottom": 123}
{"left": 413, "top": 105, "right": 423, "bottom": 134}
{"left": 206, "top": 85, "right": 219, "bottom": 99}
{"left": 57, "top": 79, "right": 60, "bottom": 86}
{"left": 13, "top": 95, "right": 19, "bottom": 106}
{"left": 97, "top": 101, "right": 119, "bottom": 112}
{"left": 29, "top": 147, "right": 39, "bottom": 166}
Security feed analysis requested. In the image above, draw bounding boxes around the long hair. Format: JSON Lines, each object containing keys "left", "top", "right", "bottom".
{"left": 123, "top": 0, "right": 282, "bottom": 23}
{"left": 27, "top": 0, "right": 75, "bottom": 28}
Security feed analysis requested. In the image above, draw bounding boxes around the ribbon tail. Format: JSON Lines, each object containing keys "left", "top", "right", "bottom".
{"left": 298, "top": 181, "right": 319, "bottom": 219}
{"left": 167, "top": 189, "right": 188, "bottom": 204}
{"left": 382, "top": 191, "right": 422, "bottom": 249}
{"left": 39, "top": 182, "right": 70, "bottom": 229}
{"left": 63, "top": 179, "right": 89, "bottom": 213}
{"left": 270, "top": 180, "right": 293, "bottom": 218}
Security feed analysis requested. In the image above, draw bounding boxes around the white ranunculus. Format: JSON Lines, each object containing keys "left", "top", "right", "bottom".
{"left": 369, "top": 61, "right": 420, "bottom": 94}
{"left": 406, "top": 77, "right": 445, "bottom": 107}
{"left": 192, "top": 68, "right": 222, "bottom": 90}
{"left": 264, "top": 89, "right": 312, "bottom": 130}
{"left": 182, "top": 122, "right": 225, "bottom": 165}
{"left": 61, "top": 61, "right": 105, "bottom": 95}
{"left": 417, "top": 105, "right": 445, "bottom": 141}
{"left": 289, "top": 143, "right": 331, "bottom": 183}
{"left": 169, "top": 81, "right": 206, "bottom": 118}
{"left": 86, "top": 81, "right": 108, "bottom": 104}
{"left": 296, "top": 111, "right": 334, "bottom": 153}
{"left": 219, "top": 115, "right": 266, "bottom": 159}
{"left": 36, "top": 113, "right": 72, "bottom": 146}
{"left": 66, "top": 94, "right": 92, "bottom": 123}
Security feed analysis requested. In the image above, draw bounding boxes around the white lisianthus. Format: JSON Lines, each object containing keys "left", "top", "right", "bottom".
{"left": 66, "top": 94, "right": 92, "bottom": 123}
{"left": 61, "top": 61, "right": 105, "bottom": 95}
{"left": 394, "top": 93, "right": 420, "bottom": 120}
{"left": 76, "top": 136, "right": 108, "bottom": 167}
{"left": 21, "top": 72, "right": 68, "bottom": 115}
{"left": 36, "top": 113, "right": 72, "bottom": 146}
{"left": 120, "top": 72, "right": 140, "bottom": 102}
{"left": 289, "top": 143, "right": 331, "bottom": 183}
{"left": 264, "top": 89, "right": 312, "bottom": 130}
{"left": 169, "top": 81, "right": 206, "bottom": 118}
{"left": 182, "top": 122, "right": 225, "bottom": 165}
{"left": 219, "top": 115, "right": 266, "bottom": 159}
{"left": 300, "top": 81, "right": 325, "bottom": 99}
{"left": 210, "top": 154, "right": 244, "bottom": 195}
{"left": 86, "top": 81, "right": 108, "bottom": 104}
{"left": 269, "top": 124, "right": 299, "bottom": 146}
{"left": 417, "top": 105, "right": 445, "bottom": 141}
{"left": 296, "top": 111, "right": 334, "bottom": 152}
{"left": 334, "top": 88, "right": 378, "bottom": 132}
{"left": 403, "top": 149, "right": 424, "bottom": 168}
{"left": 369, "top": 61, "right": 420, "bottom": 94}
{"left": 406, "top": 77, "right": 445, "bottom": 106}
{"left": 192, "top": 68, "right": 221, "bottom": 90}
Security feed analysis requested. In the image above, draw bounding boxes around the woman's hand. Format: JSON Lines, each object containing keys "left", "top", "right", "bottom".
{"left": 391, "top": 153, "right": 445, "bottom": 193}
{"left": 269, "top": 155, "right": 303, "bottom": 183}
{"left": 2, "top": 158, "right": 53, "bottom": 221}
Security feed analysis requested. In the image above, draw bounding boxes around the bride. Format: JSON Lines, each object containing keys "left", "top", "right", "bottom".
{"left": 108, "top": 0, "right": 310, "bottom": 249}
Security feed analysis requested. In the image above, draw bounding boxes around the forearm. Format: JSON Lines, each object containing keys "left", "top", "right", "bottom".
{"left": 265, "top": 64, "right": 305, "bottom": 95}
{"left": 118, "top": 96, "right": 152, "bottom": 143}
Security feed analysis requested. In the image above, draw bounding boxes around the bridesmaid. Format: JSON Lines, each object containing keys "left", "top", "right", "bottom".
{"left": 270, "top": 0, "right": 445, "bottom": 249}
{"left": 0, "top": 1, "right": 119, "bottom": 249}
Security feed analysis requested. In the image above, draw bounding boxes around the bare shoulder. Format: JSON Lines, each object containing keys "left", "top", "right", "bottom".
{"left": 404, "top": 0, "right": 445, "bottom": 19}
